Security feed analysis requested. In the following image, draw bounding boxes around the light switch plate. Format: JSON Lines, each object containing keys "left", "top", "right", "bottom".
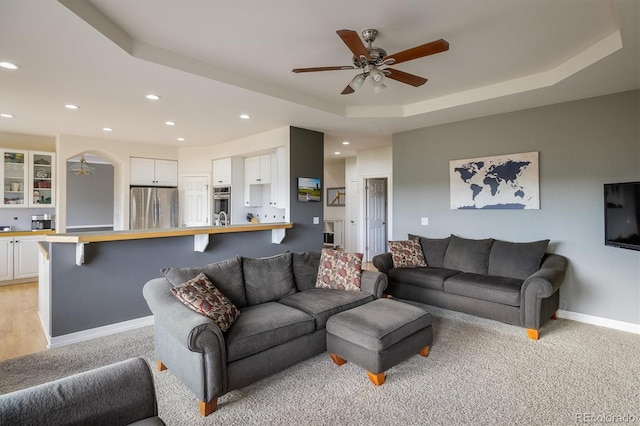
{"left": 313, "top": 217, "right": 320, "bottom": 225}
{"left": 421, "top": 217, "right": 429, "bottom": 226}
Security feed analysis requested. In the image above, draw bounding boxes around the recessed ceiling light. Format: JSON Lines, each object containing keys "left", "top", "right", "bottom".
{"left": 165, "top": 121, "right": 175, "bottom": 126}
{"left": 334, "top": 151, "right": 341, "bottom": 155}
{"left": 146, "top": 94, "right": 161, "bottom": 100}
{"left": 177, "top": 137, "right": 185, "bottom": 142}
{"left": 103, "top": 127, "right": 113, "bottom": 132}
{"left": 342, "top": 141, "right": 350, "bottom": 145}
{"left": 0, "top": 61, "right": 20, "bottom": 70}
{"left": 65, "top": 104, "right": 79, "bottom": 110}
{"left": 0, "top": 113, "right": 14, "bottom": 118}
{"left": 239, "top": 114, "right": 250, "bottom": 119}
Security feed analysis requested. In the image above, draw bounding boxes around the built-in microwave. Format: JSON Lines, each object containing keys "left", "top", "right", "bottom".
{"left": 213, "top": 186, "right": 231, "bottom": 225}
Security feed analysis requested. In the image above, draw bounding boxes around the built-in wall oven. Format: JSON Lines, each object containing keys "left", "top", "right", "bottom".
{"left": 213, "top": 186, "right": 231, "bottom": 225}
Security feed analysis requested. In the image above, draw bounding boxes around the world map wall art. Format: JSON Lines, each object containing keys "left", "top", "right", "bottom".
{"left": 449, "top": 151, "right": 540, "bottom": 210}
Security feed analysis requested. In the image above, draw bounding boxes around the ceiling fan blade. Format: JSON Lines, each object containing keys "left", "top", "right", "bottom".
{"left": 384, "top": 68, "right": 428, "bottom": 87}
{"left": 337, "top": 29, "right": 371, "bottom": 61}
{"left": 341, "top": 85, "right": 355, "bottom": 95}
{"left": 292, "top": 66, "right": 354, "bottom": 73}
{"left": 384, "top": 39, "right": 449, "bottom": 65}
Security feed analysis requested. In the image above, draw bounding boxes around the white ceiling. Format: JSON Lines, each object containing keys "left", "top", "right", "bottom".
{"left": 0, "top": 0, "right": 638, "bottom": 161}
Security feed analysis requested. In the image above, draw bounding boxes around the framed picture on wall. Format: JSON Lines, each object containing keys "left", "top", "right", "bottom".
{"left": 326, "top": 187, "right": 345, "bottom": 207}
{"left": 297, "top": 177, "right": 321, "bottom": 202}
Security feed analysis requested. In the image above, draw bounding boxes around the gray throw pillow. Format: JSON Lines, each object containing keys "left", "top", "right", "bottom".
{"left": 443, "top": 235, "right": 494, "bottom": 274}
{"left": 488, "top": 239, "right": 550, "bottom": 280}
{"left": 242, "top": 252, "right": 296, "bottom": 305}
{"left": 292, "top": 251, "right": 321, "bottom": 291}
{"left": 408, "top": 234, "right": 451, "bottom": 268}
{"left": 161, "top": 255, "right": 247, "bottom": 308}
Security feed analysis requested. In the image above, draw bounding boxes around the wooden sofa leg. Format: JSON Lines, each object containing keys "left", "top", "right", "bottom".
{"left": 551, "top": 312, "right": 558, "bottom": 320}
{"left": 329, "top": 352, "right": 347, "bottom": 366}
{"left": 199, "top": 398, "right": 218, "bottom": 416}
{"left": 526, "top": 328, "right": 540, "bottom": 340}
{"left": 367, "top": 371, "right": 386, "bottom": 386}
{"left": 157, "top": 360, "right": 167, "bottom": 371}
{"left": 419, "top": 346, "right": 430, "bottom": 357}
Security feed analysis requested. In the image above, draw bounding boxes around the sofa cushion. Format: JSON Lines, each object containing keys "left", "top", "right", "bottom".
{"left": 389, "top": 267, "right": 461, "bottom": 291}
{"left": 443, "top": 273, "right": 522, "bottom": 306}
{"left": 292, "top": 251, "right": 321, "bottom": 291}
{"left": 170, "top": 273, "right": 240, "bottom": 332}
{"left": 443, "top": 235, "right": 494, "bottom": 274}
{"left": 225, "top": 302, "right": 314, "bottom": 362}
{"left": 315, "top": 249, "right": 363, "bottom": 291}
{"left": 388, "top": 239, "right": 427, "bottom": 268}
{"left": 162, "top": 255, "right": 247, "bottom": 308}
{"left": 242, "top": 252, "right": 296, "bottom": 306}
{"left": 408, "top": 234, "right": 451, "bottom": 268}
{"left": 279, "top": 288, "right": 373, "bottom": 329}
{"left": 488, "top": 239, "right": 550, "bottom": 280}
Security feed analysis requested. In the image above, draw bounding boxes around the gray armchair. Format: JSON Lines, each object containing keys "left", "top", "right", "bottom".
{"left": 0, "top": 357, "right": 164, "bottom": 426}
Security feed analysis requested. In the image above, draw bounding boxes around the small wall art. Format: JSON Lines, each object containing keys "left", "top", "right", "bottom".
{"left": 326, "top": 187, "right": 345, "bottom": 207}
{"left": 297, "top": 176, "right": 321, "bottom": 202}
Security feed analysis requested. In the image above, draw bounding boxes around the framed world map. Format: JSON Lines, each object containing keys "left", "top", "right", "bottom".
{"left": 450, "top": 151, "right": 540, "bottom": 209}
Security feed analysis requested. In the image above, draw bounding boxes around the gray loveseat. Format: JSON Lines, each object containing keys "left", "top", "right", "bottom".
{"left": 373, "top": 235, "right": 567, "bottom": 340}
{"left": 0, "top": 357, "right": 164, "bottom": 426}
{"left": 143, "top": 251, "right": 387, "bottom": 416}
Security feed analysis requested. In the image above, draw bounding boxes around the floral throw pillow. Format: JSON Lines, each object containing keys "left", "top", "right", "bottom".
{"left": 315, "top": 248, "right": 363, "bottom": 291}
{"left": 388, "top": 239, "right": 427, "bottom": 268}
{"left": 170, "top": 272, "right": 240, "bottom": 332}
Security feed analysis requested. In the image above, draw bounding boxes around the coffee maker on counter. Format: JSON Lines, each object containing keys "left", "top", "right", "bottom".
{"left": 31, "top": 214, "right": 53, "bottom": 231}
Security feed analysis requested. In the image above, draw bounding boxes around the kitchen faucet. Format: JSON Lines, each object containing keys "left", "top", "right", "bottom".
{"left": 218, "top": 211, "right": 228, "bottom": 226}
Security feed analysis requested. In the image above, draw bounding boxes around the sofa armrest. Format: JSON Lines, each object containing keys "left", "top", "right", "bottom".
{"left": 521, "top": 254, "right": 568, "bottom": 330}
{"left": 0, "top": 358, "right": 162, "bottom": 426}
{"left": 372, "top": 253, "right": 394, "bottom": 274}
{"left": 143, "top": 277, "right": 227, "bottom": 400}
{"left": 361, "top": 270, "right": 388, "bottom": 298}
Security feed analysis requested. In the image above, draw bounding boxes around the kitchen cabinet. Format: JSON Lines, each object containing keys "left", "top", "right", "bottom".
{"left": 130, "top": 157, "right": 178, "bottom": 186}
{"left": 212, "top": 158, "right": 232, "bottom": 186}
{"left": 30, "top": 151, "right": 55, "bottom": 207}
{"left": 0, "top": 235, "right": 43, "bottom": 282}
{"left": 268, "top": 147, "right": 288, "bottom": 209}
{"left": 244, "top": 155, "right": 271, "bottom": 185}
{"left": 1, "top": 149, "right": 55, "bottom": 207}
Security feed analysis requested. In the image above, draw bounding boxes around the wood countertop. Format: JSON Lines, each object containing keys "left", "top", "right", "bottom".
{"left": 45, "top": 222, "right": 294, "bottom": 244}
{"left": 1, "top": 230, "right": 56, "bottom": 237}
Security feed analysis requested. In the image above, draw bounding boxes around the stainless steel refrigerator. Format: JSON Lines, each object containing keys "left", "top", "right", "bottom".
{"left": 130, "top": 187, "right": 179, "bottom": 229}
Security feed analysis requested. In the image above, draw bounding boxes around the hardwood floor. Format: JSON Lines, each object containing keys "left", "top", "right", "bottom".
{"left": 0, "top": 282, "right": 47, "bottom": 361}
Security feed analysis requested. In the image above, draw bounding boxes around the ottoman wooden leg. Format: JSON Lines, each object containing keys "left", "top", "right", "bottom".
{"left": 157, "top": 360, "right": 167, "bottom": 371}
{"left": 329, "top": 353, "right": 347, "bottom": 366}
{"left": 367, "top": 371, "right": 386, "bottom": 386}
{"left": 419, "top": 346, "right": 430, "bottom": 357}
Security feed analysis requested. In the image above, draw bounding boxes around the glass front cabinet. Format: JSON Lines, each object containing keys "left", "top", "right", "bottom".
{"left": 1, "top": 149, "right": 55, "bottom": 208}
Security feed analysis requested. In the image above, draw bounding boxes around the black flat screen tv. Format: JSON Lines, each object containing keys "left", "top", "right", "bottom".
{"left": 604, "top": 182, "right": 640, "bottom": 251}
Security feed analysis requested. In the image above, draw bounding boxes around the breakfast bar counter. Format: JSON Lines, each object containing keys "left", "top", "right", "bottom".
{"left": 46, "top": 223, "right": 294, "bottom": 265}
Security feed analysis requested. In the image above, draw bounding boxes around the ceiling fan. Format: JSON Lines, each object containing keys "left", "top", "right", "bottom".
{"left": 292, "top": 29, "right": 449, "bottom": 95}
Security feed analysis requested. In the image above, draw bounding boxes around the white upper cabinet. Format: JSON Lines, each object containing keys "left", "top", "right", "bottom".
{"left": 244, "top": 154, "right": 271, "bottom": 185}
{"left": 130, "top": 157, "right": 178, "bottom": 186}
{"left": 1, "top": 149, "right": 56, "bottom": 208}
{"left": 212, "top": 158, "right": 232, "bottom": 186}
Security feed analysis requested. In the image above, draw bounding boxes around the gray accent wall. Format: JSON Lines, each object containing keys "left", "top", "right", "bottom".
{"left": 66, "top": 163, "right": 115, "bottom": 228}
{"left": 392, "top": 90, "right": 639, "bottom": 325}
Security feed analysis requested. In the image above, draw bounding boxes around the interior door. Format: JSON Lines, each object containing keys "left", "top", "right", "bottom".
{"left": 346, "top": 179, "right": 359, "bottom": 252}
{"left": 366, "top": 178, "right": 387, "bottom": 261}
{"left": 182, "top": 176, "right": 210, "bottom": 227}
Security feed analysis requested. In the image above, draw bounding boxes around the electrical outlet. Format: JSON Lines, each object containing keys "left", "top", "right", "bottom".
{"left": 421, "top": 217, "right": 429, "bottom": 226}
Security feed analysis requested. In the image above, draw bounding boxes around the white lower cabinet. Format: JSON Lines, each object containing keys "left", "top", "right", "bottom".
{"left": 0, "top": 235, "right": 43, "bottom": 282}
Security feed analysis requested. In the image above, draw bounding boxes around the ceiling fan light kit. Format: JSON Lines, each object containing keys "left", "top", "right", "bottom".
{"left": 292, "top": 28, "right": 449, "bottom": 95}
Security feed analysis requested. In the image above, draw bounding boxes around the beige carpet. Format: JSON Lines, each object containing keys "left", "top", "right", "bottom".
{"left": 1, "top": 304, "right": 638, "bottom": 425}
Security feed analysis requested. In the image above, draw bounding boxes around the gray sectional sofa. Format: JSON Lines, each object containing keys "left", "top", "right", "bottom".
{"left": 143, "top": 251, "right": 387, "bottom": 416}
{"left": 373, "top": 235, "right": 568, "bottom": 340}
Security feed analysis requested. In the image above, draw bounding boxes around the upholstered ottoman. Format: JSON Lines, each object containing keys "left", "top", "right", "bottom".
{"left": 326, "top": 298, "right": 433, "bottom": 385}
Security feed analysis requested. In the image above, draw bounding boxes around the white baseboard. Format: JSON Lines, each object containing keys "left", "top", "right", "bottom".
{"left": 557, "top": 310, "right": 640, "bottom": 335}
{"left": 48, "top": 315, "right": 154, "bottom": 349}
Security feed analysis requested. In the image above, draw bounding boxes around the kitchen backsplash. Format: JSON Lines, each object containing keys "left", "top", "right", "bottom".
{"left": 0, "top": 207, "right": 55, "bottom": 231}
